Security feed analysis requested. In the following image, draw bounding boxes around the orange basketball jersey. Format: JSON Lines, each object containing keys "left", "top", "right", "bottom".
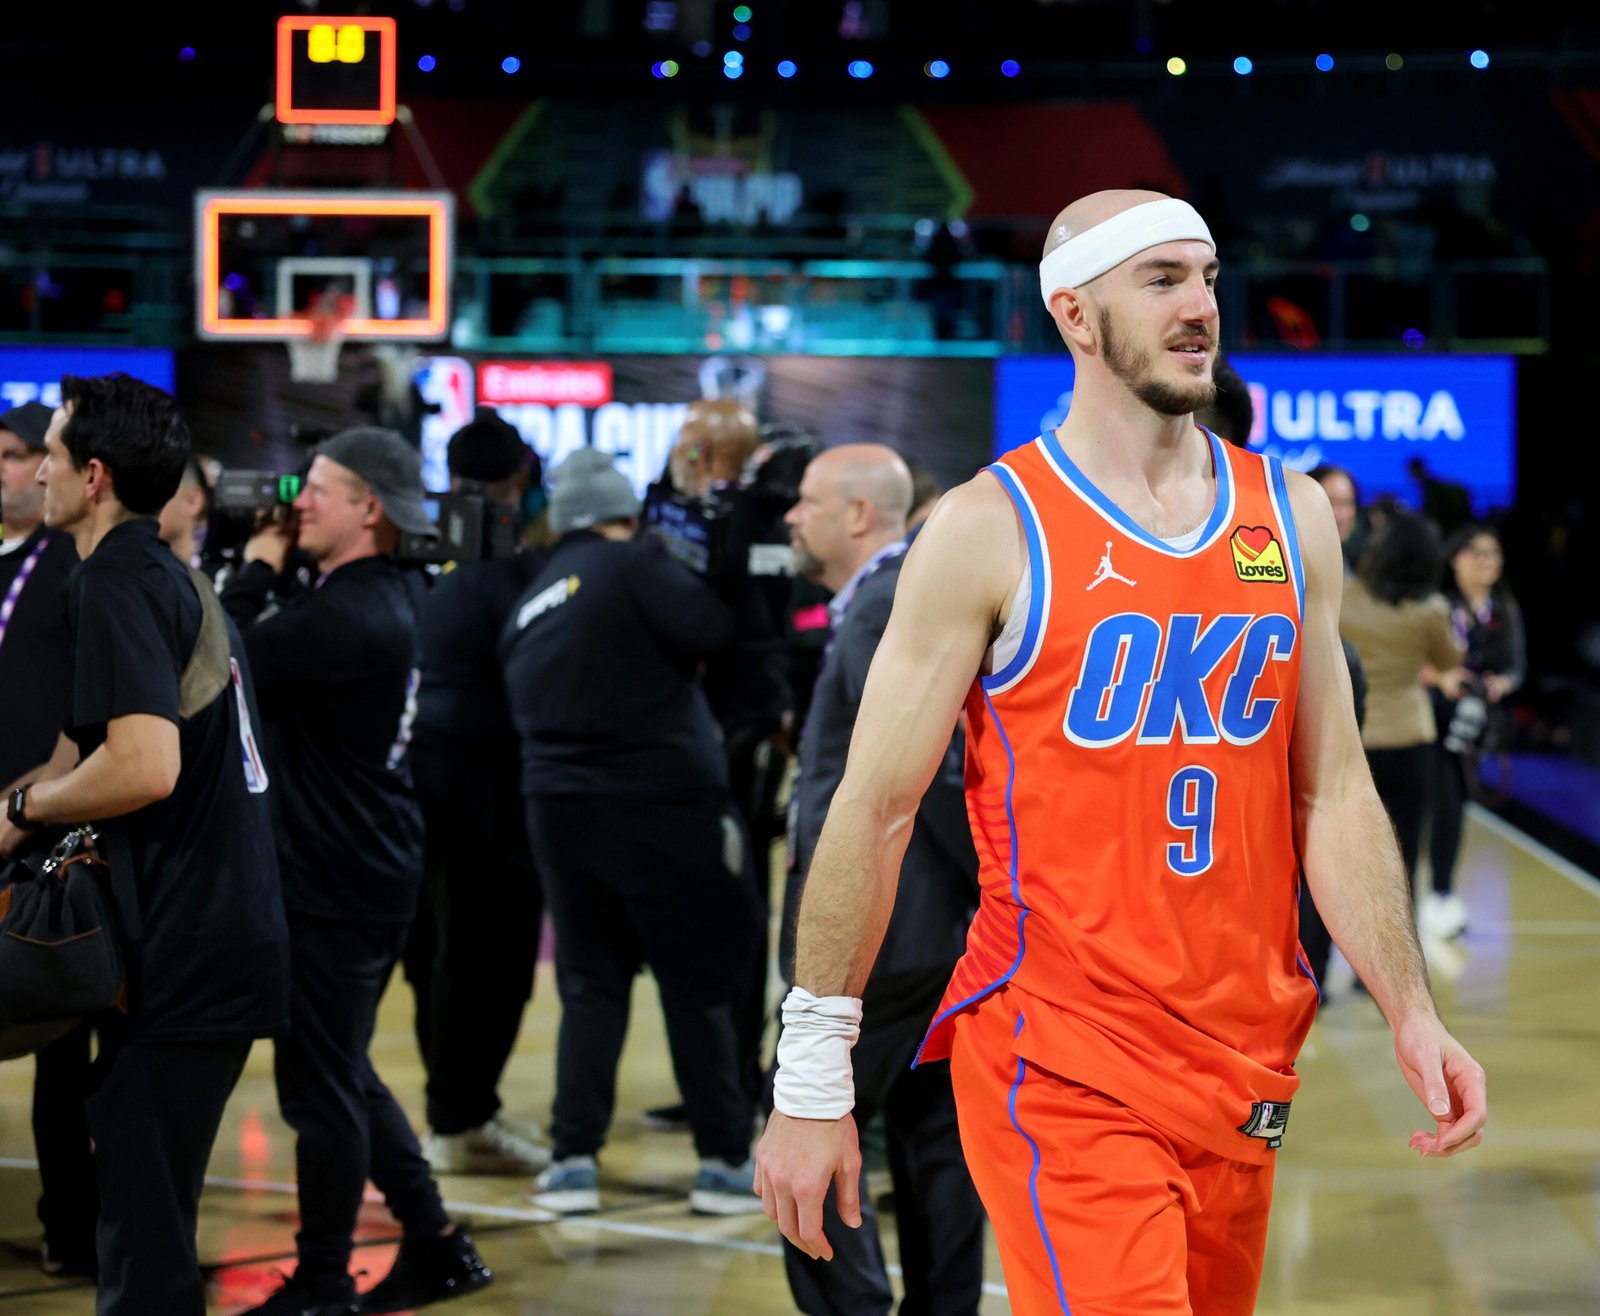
{"left": 917, "top": 427, "right": 1320, "bottom": 1164}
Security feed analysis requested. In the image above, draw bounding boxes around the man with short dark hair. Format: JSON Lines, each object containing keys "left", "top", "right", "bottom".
{"left": 0, "top": 373, "right": 290, "bottom": 1316}
{"left": 225, "top": 428, "right": 492, "bottom": 1316}
{"left": 402, "top": 407, "right": 551, "bottom": 1175}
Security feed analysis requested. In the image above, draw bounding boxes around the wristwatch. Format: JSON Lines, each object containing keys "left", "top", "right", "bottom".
{"left": 7, "top": 784, "right": 41, "bottom": 830}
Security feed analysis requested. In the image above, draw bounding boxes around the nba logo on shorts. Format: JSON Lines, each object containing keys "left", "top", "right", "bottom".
{"left": 1238, "top": 1099, "right": 1292, "bottom": 1148}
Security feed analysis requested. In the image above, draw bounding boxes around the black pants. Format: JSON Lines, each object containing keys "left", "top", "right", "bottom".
{"left": 725, "top": 728, "right": 789, "bottom": 1109}
{"left": 782, "top": 968, "right": 985, "bottom": 1316}
{"left": 1298, "top": 880, "right": 1333, "bottom": 995}
{"left": 525, "top": 793, "right": 759, "bottom": 1165}
{"left": 275, "top": 916, "right": 450, "bottom": 1284}
{"left": 1366, "top": 744, "right": 1434, "bottom": 900}
{"left": 405, "top": 741, "right": 542, "bottom": 1134}
{"left": 1429, "top": 743, "right": 1469, "bottom": 896}
{"left": 85, "top": 1031, "right": 250, "bottom": 1316}
{"left": 32, "top": 1019, "right": 99, "bottom": 1264}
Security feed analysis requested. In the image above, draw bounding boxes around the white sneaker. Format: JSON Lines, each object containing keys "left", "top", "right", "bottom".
{"left": 424, "top": 1116, "right": 552, "bottom": 1175}
{"left": 1419, "top": 892, "right": 1469, "bottom": 940}
{"left": 531, "top": 1155, "right": 601, "bottom": 1215}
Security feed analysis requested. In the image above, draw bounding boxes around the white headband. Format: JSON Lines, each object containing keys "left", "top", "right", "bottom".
{"left": 1038, "top": 199, "right": 1215, "bottom": 308}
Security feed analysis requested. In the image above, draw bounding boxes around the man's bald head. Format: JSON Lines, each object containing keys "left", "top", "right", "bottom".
{"left": 808, "top": 444, "right": 913, "bottom": 523}
{"left": 672, "top": 398, "right": 761, "bottom": 493}
{"left": 1042, "top": 188, "right": 1176, "bottom": 262}
{"left": 785, "top": 443, "right": 914, "bottom": 590}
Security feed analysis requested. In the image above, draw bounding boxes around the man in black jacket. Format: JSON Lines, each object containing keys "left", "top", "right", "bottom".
{"left": 224, "top": 427, "right": 491, "bottom": 1316}
{"left": 502, "top": 447, "right": 763, "bottom": 1216}
{"left": 0, "top": 374, "right": 289, "bottom": 1315}
{"left": 779, "top": 443, "right": 985, "bottom": 1316}
{"left": 403, "top": 408, "right": 549, "bottom": 1175}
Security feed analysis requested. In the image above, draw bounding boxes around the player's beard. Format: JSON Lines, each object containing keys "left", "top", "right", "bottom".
{"left": 1099, "top": 305, "right": 1217, "bottom": 418}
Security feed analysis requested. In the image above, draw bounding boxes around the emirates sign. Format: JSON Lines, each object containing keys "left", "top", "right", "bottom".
{"left": 478, "top": 361, "right": 614, "bottom": 408}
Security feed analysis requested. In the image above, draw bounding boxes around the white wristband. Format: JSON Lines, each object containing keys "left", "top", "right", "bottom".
{"left": 773, "top": 986, "right": 863, "bottom": 1120}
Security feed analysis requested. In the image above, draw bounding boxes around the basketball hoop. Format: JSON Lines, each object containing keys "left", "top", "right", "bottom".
{"left": 286, "top": 294, "right": 349, "bottom": 384}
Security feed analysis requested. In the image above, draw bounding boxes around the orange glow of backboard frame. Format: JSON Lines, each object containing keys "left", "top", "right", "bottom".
{"left": 195, "top": 190, "right": 454, "bottom": 341}
{"left": 275, "top": 15, "right": 397, "bottom": 126}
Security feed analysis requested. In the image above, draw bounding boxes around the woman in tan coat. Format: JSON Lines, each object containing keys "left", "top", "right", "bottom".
{"left": 1339, "top": 511, "right": 1466, "bottom": 902}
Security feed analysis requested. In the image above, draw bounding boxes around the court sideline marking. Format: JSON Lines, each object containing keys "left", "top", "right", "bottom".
{"left": 1466, "top": 802, "right": 1600, "bottom": 899}
{"left": 1314, "top": 806, "right": 1600, "bottom": 1313}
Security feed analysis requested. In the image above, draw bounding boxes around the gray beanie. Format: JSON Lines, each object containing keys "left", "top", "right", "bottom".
{"left": 548, "top": 447, "right": 641, "bottom": 534}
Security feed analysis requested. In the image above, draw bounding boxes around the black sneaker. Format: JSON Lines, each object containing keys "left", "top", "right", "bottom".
{"left": 39, "top": 1237, "right": 98, "bottom": 1281}
{"left": 641, "top": 1102, "right": 690, "bottom": 1130}
{"left": 237, "top": 1271, "right": 358, "bottom": 1316}
{"left": 357, "top": 1228, "right": 493, "bottom": 1313}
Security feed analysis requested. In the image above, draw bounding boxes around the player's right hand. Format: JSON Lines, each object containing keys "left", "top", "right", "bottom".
{"left": 754, "top": 1109, "right": 862, "bottom": 1261}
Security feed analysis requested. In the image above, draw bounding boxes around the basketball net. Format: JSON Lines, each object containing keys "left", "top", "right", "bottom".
{"left": 287, "top": 294, "right": 349, "bottom": 384}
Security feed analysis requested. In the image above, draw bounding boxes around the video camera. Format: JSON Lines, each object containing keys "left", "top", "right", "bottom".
{"left": 206, "top": 467, "right": 305, "bottom": 561}
{"left": 212, "top": 472, "right": 519, "bottom": 566}
{"left": 640, "top": 423, "right": 818, "bottom": 582}
{"left": 641, "top": 482, "right": 738, "bottom": 578}
{"left": 398, "top": 486, "right": 521, "bottom": 565}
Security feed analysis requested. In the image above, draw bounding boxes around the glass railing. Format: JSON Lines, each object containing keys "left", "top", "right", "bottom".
{"left": 0, "top": 239, "right": 1551, "bottom": 356}
{"left": 453, "top": 254, "right": 1550, "bottom": 357}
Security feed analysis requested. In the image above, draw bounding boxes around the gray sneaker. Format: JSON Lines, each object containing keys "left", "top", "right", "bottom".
{"left": 425, "top": 1117, "right": 552, "bottom": 1175}
{"left": 689, "top": 1158, "right": 765, "bottom": 1216}
{"left": 530, "top": 1155, "right": 600, "bottom": 1215}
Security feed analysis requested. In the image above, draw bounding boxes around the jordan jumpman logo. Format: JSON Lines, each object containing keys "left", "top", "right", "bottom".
{"left": 1086, "top": 541, "right": 1136, "bottom": 590}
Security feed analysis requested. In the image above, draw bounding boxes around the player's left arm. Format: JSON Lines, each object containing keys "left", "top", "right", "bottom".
{"left": 1285, "top": 470, "right": 1487, "bottom": 1158}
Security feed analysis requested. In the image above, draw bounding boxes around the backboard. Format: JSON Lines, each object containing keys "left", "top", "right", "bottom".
{"left": 194, "top": 189, "right": 454, "bottom": 342}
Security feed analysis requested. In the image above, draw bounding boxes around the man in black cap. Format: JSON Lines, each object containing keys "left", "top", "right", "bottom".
{"left": 223, "top": 428, "right": 492, "bottom": 1316}
{"left": 1, "top": 399, "right": 97, "bottom": 1279}
{"left": 402, "top": 407, "right": 551, "bottom": 1175}
{"left": 502, "top": 448, "right": 763, "bottom": 1217}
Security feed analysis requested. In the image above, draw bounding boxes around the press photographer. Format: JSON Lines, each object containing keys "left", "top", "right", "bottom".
{"left": 221, "top": 427, "right": 492, "bottom": 1315}
{"left": 639, "top": 405, "right": 817, "bottom": 1120}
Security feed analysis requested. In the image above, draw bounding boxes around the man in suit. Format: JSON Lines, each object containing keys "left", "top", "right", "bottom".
{"left": 778, "top": 444, "right": 985, "bottom": 1315}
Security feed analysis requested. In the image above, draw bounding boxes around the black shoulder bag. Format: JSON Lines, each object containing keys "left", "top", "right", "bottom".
{"left": 0, "top": 566, "right": 229, "bottom": 1059}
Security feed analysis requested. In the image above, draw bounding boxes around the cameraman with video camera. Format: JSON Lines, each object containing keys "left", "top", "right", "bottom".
{"left": 639, "top": 402, "right": 811, "bottom": 1121}
{"left": 401, "top": 407, "right": 552, "bottom": 1176}
{"left": 222, "top": 427, "right": 492, "bottom": 1316}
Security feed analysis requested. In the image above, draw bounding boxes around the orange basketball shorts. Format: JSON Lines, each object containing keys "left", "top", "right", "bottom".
{"left": 948, "top": 989, "right": 1275, "bottom": 1316}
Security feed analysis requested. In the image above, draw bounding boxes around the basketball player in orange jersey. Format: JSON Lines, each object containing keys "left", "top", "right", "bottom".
{"left": 755, "top": 190, "right": 1487, "bottom": 1315}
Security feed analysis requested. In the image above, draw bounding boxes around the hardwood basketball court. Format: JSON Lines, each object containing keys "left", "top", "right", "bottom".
{"left": 1, "top": 804, "right": 1596, "bottom": 1313}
